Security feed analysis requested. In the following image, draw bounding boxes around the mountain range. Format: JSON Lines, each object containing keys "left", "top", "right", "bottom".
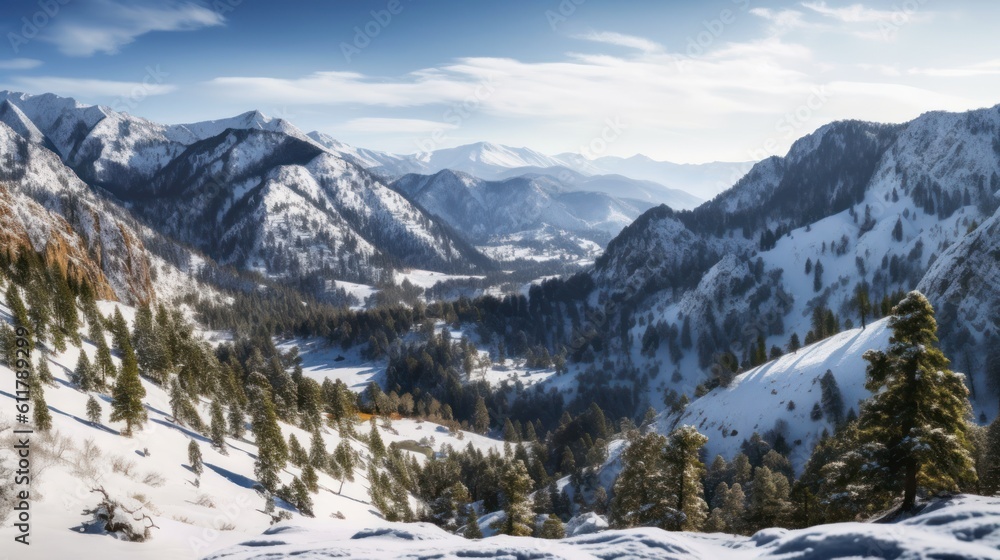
{"left": 2, "top": 88, "right": 999, "bottom": 439}
{"left": 0, "top": 91, "right": 736, "bottom": 299}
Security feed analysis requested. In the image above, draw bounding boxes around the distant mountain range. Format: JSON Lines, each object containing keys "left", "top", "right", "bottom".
{"left": 307, "top": 133, "right": 748, "bottom": 204}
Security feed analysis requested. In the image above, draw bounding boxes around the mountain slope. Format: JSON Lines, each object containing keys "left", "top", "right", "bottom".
{"left": 0, "top": 91, "right": 491, "bottom": 291}
{"left": 664, "top": 319, "right": 892, "bottom": 470}
{"left": 589, "top": 106, "right": 1000, "bottom": 427}
{"left": 392, "top": 169, "right": 656, "bottom": 261}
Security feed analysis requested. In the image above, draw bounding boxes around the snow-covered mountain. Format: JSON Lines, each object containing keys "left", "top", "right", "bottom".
{"left": 391, "top": 169, "right": 658, "bottom": 261}
{"left": 0, "top": 118, "right": 158, "bottom": 304}
{"left": 308, "top": 134, "right": 739, "bottom": 204}
{"left": 589, "top": 106, "right": 1000, "bottom": 432}
{"left": 557, "top": 153, "right": 754, "bottom": 199}
{"left": 0, "top": 91, "right": 491, "bottom": 290}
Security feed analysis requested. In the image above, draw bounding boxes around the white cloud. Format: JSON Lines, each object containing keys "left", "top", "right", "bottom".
{"left": 5, "top": 76, "right": 175, "bottom": 98}
{"left": 45, "top": 0, "right": 224, "bottom": 56}
{"left": 908, "top": 59, "right": 1000, "bottom": 78}
{"left": 339, "top": 118, "right": 458, "bottom": 133}
{"left": 0, "top": 58, "right": 43, "bottom": 70}
{"left": 801, "top": 2, "right": 901, "bottom": 23}
{"left": 195, "top": 13, "right": 996, "bottom": 162}
{"left": 750, "top": 8, "right": 811, "bottom": 32}
{"left": 574, "top": 31, "right": 662, "bottom": 53}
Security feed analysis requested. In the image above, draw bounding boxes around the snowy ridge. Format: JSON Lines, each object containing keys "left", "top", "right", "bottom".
{"left": 664, "top": 319, "right": 892, "bottom": 471}
{"left": 207, "top": 494, "right": 1000, "bottom": 559}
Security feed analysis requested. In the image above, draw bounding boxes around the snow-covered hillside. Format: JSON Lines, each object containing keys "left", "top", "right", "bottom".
{"left": 0, "top": 298, "right": 503, "bottom": 559}
{"left": 664, "top": 319, "right": 892, "bottom": 471}
{"left": 207, "top": 494, "right": 1000, "bottom": 559}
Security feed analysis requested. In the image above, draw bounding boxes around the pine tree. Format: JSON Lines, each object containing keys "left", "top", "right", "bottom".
{"left": 109, "top": 307, "right": 131, "bottom": 356}
{"left": 463, "top": 507, "right": 483, "bottom": 539}
{"left": 308, "top": 430, "right": 328, "bottom": 471}
{"left": 788, "top": 333, "right": 802, "bottom": 353}
{"left": 249, "top": 376, "right": 288, "bottom": 491}
{"left": 720, "top": 482, "right": 746, "bottom": 534}
{"left": 731, "top": 453, "right": 752, "bottom": 486}
{"left": 5, "top": 285, "right": 30, "bottom": 336}
{"left": 662, "top": 426, "right": 709, "bottom": 531}
{"left": 32, "top": 382, "right": 52, "bottom": 431}
{"left": 982, "top": 416, "right": 1000, "bottom": 495}
{"left": 857, "top": 291, "right": 976, "bottom": 510}
{"left": 209, "top": 400, "right": 228, "bottom": 454}
{"left": 854, "top": 283, "right": 871, "bottom": 330}
{"left": 494, "top": 459, "right": 534, "bottom": 536}
{"left": 368, "top": 422, "right": 385, "bottom": 461}
{"left": 611, "top": 428, "right": 707, "bottom": 531}
{"left": 503, "top": 418, "right": 518, "bottom": 442}
{"left": 111, "top": 343, "right": 146, "bottom": 436}
{"left": 288, "top": 433, "right": 309, "bottom": 467}
{"left": 0, "top": 323, "right": 15, "bottom": 367}
{"left": 24, "top": 281, "right": 49, "bottom": 349}
{"left": 228, "top": 403, "right": 246, "bottom": 440}
{"left": 747, "top": 466, "right": 790, "bottom": 531}
{"left": 93, "top": 336, "right": 115, "bottom": 389}
{"left": 473, "top": 396, "right": 490, "bottom": 434}
{"left": 333, "top": 440, "right": 356, "bottom": 494}
{"left": 819, "top": 370, "right": 845, "bottom": 426}
{"left": 302, "top": 463, "right": 320, "bottom": 493}
{"left": 291, "top": 476, "right": 314, "bottom": 517}
{"left": 52, "top": 267, "right": 80, "bottom": 347}
{"left": 537, "top": 514, "right": 565, "bottom": 539}
{"left": 86, "top": 395, "right": 102, "bottom": 424}
{"left": 132, "top": 305, "right": 168, "bottom": 383}
{"left": 36, "top": 352, "right": 54, "bottom": 386}
{"left": 73, "top": 351, "right": 96, "bottom": 392}
{"left": 188, "top": 439, "right": 204, "bottom": 476}
{"left": 559, "top": 446, "right": 576, "bottom": 476}
{"left": 813, "top": 259, "right": 824, "bottom": 292}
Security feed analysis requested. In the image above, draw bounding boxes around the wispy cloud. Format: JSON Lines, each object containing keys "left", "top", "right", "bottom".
{"left": 0, "top": 58, "right": 43, "bottom": 70}
{"left": 801, "top": 2, "right": 902, "bottom": 23}
{"left": 4, "top": 76, "right": 175, "bottom": 97}
{"left": 750, "top": 8, "right": 812, "bottom": 33}
{"left": 44, "top": 0, "right": 224, "bottom": 56}
{"left": 205, "top": 37, "right": 823, "bottom": 131}
{"left": 340, "top": 117, "right": 458, "bottom": 133}
{"left": 574, "top": 31, "right": 662, "bottom": 53}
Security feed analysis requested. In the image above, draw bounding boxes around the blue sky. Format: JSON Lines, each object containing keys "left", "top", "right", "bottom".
{"left": 0, "top": 0, "right": 998, "bottom": 163}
